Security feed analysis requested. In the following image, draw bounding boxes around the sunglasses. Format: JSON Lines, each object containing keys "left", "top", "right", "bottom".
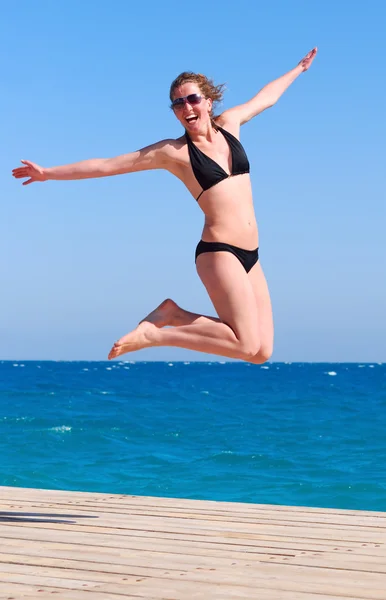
{"left": 171, "top": 93, "right": 203, "bottom": 110}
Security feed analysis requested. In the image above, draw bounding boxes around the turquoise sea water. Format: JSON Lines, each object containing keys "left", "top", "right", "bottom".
{"left": 1, "top": 361, "right": 385, "bottom": 511}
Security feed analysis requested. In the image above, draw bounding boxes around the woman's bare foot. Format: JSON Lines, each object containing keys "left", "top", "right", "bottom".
{"left": 139, "top": 298, "right": 181, "bottom": 328}
{"left": 108, "top": 321, "right": 160, "bottom": 360}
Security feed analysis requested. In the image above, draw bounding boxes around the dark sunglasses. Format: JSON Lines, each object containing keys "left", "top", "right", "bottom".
{"left": 171, "top": 93, "right": 203, "bottom": 110}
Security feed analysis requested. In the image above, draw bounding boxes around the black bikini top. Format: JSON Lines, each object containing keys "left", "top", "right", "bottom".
{"left": 185, "top": 126, "right": 250, "bottom": 201}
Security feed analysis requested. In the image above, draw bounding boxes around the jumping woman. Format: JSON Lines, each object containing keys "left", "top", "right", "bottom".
{"left": 12, "top": 48, "right": 317, "bottom": 363}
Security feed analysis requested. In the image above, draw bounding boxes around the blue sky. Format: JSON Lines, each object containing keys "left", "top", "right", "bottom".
{"left": 1, "top": 0, "right": 385, "bottom": 362}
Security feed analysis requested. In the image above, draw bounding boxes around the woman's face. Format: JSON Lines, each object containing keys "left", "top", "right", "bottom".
{"left": 171, "top": 82, "right": 213, "bottom": 133}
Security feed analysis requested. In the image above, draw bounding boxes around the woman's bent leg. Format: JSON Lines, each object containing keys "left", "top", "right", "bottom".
{"left": 108, "top": 252, "right": 261, "bottom": 361}
{"left": 125, "top": 260, "right": 274, "bottom": 364}
{"left": 139, "top": 298, "right": 220, "bottom": 328}
{"left": 247, "top": 261, "right": 274, "bottom": 363}
{"left": 163, "top": 261, "right": 274, "bottom": 364}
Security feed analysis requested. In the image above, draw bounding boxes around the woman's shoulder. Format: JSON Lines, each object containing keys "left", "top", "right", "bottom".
{"left": 157, "top": 135, "right": 187, "bottom": 154}
{"left": 146, "top": 136, "right": 185, "bottom": 164}
{"left": 152, "top": 135, "right": 188, "bottom": 176}
{"left": 214, "top": 111, "right": 241, "bottom": 138}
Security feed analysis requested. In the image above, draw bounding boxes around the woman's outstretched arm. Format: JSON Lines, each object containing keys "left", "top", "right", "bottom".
{"left": 12, "top": 139, "right": 174, "bottom": 185}
{"left": 222, "top": 47, "right": 318, "bottom": 126}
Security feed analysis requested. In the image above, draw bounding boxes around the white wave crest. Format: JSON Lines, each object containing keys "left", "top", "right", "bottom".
{"left": 50, "top": 426, "right": 72, "bottom": 433}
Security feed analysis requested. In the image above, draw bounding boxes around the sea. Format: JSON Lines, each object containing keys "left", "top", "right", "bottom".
{"left": 1, "top": 361, "right": 385, "bottom": 512}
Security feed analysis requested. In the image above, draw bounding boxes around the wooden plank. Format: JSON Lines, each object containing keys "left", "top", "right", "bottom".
{"left": 3, "top": 531, "right": 384, "bottom": 559}
{"left": 2, "top": 486, "right": 384, "bottom": 517}
{"left": 1, "top": 486, "right": 386, "bottom": 599}
{"left": 3, "top": 529, "right": 382, "bottom": 557}
{"left": 1, "top": 566, "right": 386, "bottom": 600}
{"left": 2, "top": 497, "right": 386, "bottom": 530}
{"left": 0, "top": 580, "right": 376, "bottom": 600}
{"left": 1, "top": 524, "right": 385, "bottom": 561}
{"left": 3, "top": 549, "right": 386, "bottom": 588}
{"left": 0, "top": 582, "right": 160, "bottom": 600}
{"left": 2, "top": 515, "right": 385, "bottom": 545}
{"left": 1, "top": 522, "right": 384, "bottom": 562}
{"left": 2, "top": 494, "right": 384, "bottom": 528}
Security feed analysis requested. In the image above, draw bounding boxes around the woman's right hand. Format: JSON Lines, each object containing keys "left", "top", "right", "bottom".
{"left": 12, "top": 160, "right": 48, "bottom": 185}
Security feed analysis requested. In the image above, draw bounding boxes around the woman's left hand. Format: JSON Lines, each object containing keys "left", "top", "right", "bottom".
{"left": 298, "top": 47, "right": 318, "bottom": 72}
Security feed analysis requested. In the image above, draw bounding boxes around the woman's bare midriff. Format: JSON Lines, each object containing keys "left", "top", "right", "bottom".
{"left": 198, "top": 174, "right": 259, "bottom": 249}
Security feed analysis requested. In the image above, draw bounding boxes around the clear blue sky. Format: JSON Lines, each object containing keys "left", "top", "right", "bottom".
{"left": 1, "top": 0, "right": 385, "bottom": 362}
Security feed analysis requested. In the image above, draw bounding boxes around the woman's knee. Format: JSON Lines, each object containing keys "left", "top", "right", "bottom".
{"left": 249, "top": 342, "right": 273, "bottom": 364}
{"left": 237, "top": 335, "right": 261, "bottom": 361}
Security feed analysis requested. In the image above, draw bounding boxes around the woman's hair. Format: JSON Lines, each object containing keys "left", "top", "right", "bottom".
{"left": 169, "top": 72, "right": 225, "bottom": 122}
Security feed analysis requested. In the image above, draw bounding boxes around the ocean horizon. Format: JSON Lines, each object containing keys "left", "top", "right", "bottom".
{"left": 1, "top": 360, "right": 385, "bottom": 512}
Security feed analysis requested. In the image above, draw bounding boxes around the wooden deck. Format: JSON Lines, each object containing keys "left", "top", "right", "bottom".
{"left": 1, "top": 487, "right": 386, "bottom": 599}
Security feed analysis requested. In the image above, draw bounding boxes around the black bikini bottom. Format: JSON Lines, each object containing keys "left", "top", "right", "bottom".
{"left": 195, "top": 240, "right": 259, "bottom": 274}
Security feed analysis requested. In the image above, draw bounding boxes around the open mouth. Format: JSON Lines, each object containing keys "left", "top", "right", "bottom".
{"left": 185, "top": 115, "right": 198, "bottom": 124}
